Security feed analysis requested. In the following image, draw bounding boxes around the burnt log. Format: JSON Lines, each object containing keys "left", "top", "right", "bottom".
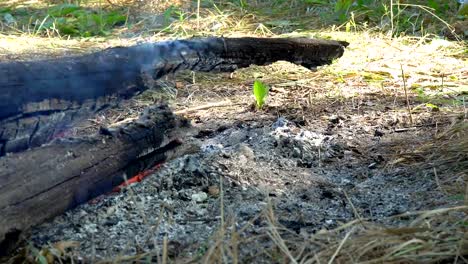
{"left": 0, "top": 105, "right": 194, "bottom": 252}
{"left": 0, "top": 37, "right": 348, "bottom": 156}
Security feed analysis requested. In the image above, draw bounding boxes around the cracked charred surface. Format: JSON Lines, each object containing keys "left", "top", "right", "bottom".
{"left": 0, "top": 37, "right": 347, "bottom": 156}
{"left": 0, "top": 105, "right": 193, "bottom": 249}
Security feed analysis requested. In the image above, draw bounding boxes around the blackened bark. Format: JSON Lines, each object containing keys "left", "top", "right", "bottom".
{"left": 0, "top": 37, "right": 348, "bottom": 155}
{"left": 0, "top": 105, "right": 187, "bottom": 247}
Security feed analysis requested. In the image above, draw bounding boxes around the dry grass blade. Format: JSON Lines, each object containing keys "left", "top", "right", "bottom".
{"left": 309, "top": 206, "right": 468, "bottom": 263}
{"left": 400, "top": 64, "right": 413, "bottom": 125}
{"left": 393, "top": 120, "right": 467, "bottom": 196}
{"left": 265, "top": 203, "right": 298, "bottom": 264}
{"left": 327, "top": 227, "right": 354, "bottom": 264}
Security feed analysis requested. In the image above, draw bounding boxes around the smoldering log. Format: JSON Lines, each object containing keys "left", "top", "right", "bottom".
{"left": 0, "top": 105, "right": 189, "bottom": 251}
{"left": 0, "top": 37, "right": 348, "bottom": 156}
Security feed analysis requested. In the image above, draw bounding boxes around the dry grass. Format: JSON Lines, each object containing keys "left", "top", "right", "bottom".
{"left": 394, "top": 120, "right": 468, "bottom": 196}
{"left": 309, "top": 206, "right": 468, "bottom": 263}
{"left": 169, "top": 197, "right": 467, "bottom": 263}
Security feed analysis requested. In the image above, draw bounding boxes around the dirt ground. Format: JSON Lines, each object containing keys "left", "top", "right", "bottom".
{"left": 22, "top": 32, "right": 467, "bottom": 263}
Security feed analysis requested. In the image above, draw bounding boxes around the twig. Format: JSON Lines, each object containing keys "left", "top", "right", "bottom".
{"left": 175, "top": 100, "right": 239, "bottom": 114}
{"left": 465, "top": 178, "right": 468, "bottom": 206}
{"left": 162, "top": 235, "right": 168, "bottom": 264}
{"left": 265, "top": 202, "right": 298, "bottom": 264}
{"left": 400, "top": 64, "right": 413, "bottom": 125}
{"left": 463, "top": 96, "right": 467, "bottom": 121}
{"left": 394, "top": 127, "right": 418, "bottom": 133}
{"left": 343, "top": 190, "right": 366, "bottom": 229}
{"left": 105, "top": 0, "right": 125, "bottom": 8}
{"left": 390, "top": 0, "right": 394, "bottom": 35}
{"left": 109, "top": 117, "right": 138, "bottom": 127}
{"left": 219, "top": 174, "right": 226, "bottom": 263}
{"left": 328, "top": 227, "right": 354, "bottom": 264}
{"left": 220, "top": 174, "right": 225, "bottom": 232}
{"left": 393, "top": 121, "right": 452, "bottom": 133}
{"left": 433, "top": 167, "right": 447, "bottom": 195}
{"left": 197, "top": 0, "right": 201, "bottom": 29}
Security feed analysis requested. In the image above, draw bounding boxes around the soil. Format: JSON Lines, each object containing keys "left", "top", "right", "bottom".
{"left": 22, "top": 35, "right": 467, "bottom": 262}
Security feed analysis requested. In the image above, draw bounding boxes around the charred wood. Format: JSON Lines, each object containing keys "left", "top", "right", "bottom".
{"left": 0, "top": 105, "right": 189, "bottom": 248}
{"left": 0, "top": 37, "right": 348, "bottom": 155}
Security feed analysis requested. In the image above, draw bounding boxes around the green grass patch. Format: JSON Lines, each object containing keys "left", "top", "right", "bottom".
{"left": 0, "top": 3, "right": 127, "bottom": 37}
{"left": 39, "top": 4, "right": 126, "bottom": 37}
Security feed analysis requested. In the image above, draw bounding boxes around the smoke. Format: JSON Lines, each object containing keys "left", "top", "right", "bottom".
{"left": 0, "top": 37, "right": 347, "bottom": 155}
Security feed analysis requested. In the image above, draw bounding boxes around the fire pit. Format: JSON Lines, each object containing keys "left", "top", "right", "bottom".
{"left": 0, "top": 37, "right": 348, "bottom": 253}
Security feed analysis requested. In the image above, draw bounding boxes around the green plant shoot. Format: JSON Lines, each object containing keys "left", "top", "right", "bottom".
{"left": 253, "top": 80, "right": 269, "bottom": 109}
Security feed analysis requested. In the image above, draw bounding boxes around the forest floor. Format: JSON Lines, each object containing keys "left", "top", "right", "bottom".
{"left": 1, "top": 1, "right": 467, "bottom": 263}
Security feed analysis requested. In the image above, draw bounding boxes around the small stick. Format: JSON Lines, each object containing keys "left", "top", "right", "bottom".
{"left": 463, "top": 96, "right": 467, "bottom": 121}
{"left": 328, "top": 228, "right": 354, "bottom": 264}
{"left": 162, "top": 235, "right": 168, "bottom": 264}
{"left": 343, "top": 190, "right": 366, "bottom": 229}
{"left": 220, "top": 174, "right": 224, "bottom": 231}
{"left": 175, "top": 100, "right": 239, "bottom": 114}
{"left": 441, "top": 74, "right": 444, "bottom": 89}
{"left": 219, "top": 174, "right": 227, "bottom": 263}
{"left": 433, "top": 167, "right": 447, "bottom": 195}
{"left": 109, "top": 117, "right": 138, "bottom": 127}
{"left": 394, "top": 127, "right": 418, "bottom": 133}
{"left": 197, "top": 0, "right": 201, "bottom": 29}
{"left": 465, "top": 179, "right": 468, "bottom": 206}
{"left": 400, "top": 64, "right": 413, "bottom": 125}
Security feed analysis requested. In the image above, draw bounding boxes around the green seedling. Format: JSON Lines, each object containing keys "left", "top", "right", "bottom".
{"left": 425, "top": 103, "right": 440, "bottom": 111}
{"left": 253, "top": 80, "right": 269, "bottom": 109}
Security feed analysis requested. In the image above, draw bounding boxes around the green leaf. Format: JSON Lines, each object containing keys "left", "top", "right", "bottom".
{"left": 335, "top": 0, "right": 354, "bottom": 13}
{"left": 105, "top": 12, "right": 126, "bottom": 26}
{"left": 56, "top": 23, "right": 79, "bottom": 35}
{"left": 459, "top": 3, "right": 468, "bottom": 16}
{"left": 448, "top": 194, "right": 464, "bottom": 201}
{"left": 3, "top": 13, "right": 16, "bottom": 24}
{"left": 265, "top": 20, "right": 298, "bottom": 27}
{"left": 416, "top": 87, "right": 426, "bottom": 97}
{"left": 90, "top": 13, "right": 104, "bottom": 26}
{"left": 303, "top": 0, "right": 326, "bottom": 4}
{"left": 345, "top": 21, "right": 351, "bottom": 32}
{"left": 253, "top": 80, "right": 269, "bottom": 109}
{"left": 425, "top": 103, "right": 439, "bottom": 111}
{"left": 37, "top": 255, "right": 48, "bottom": 264}
{"left": 163, "top": 5, "right": 177, "bottom": 26}
{"left": 48, "top": 4, "right": 81, "bottom": 17}
{"left": 427, "top": 0, "right": 439, "bottom": 11}
{"left": 0, "top": 7, "right": 12, "bottom": 14}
